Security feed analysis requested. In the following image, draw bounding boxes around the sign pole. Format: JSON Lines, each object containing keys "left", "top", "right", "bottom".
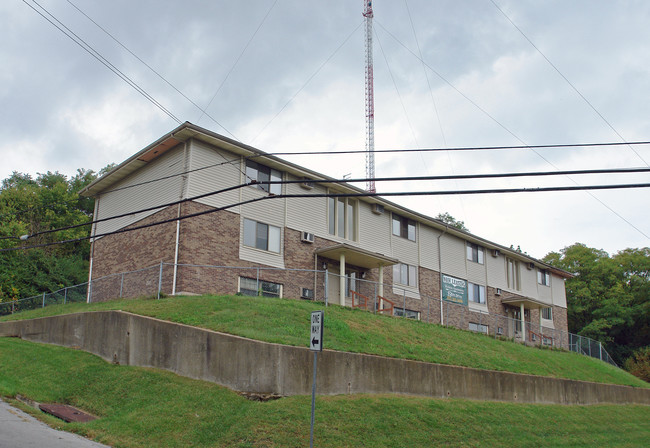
{"left": 309, "top": 310, "right": 324, "bottom": 448}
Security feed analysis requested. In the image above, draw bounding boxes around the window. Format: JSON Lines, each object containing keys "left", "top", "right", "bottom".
{"left": 328, "top": 196, "right": 357, "bottom": 240}
{"left": 392, "top": 213, "right": 416, "bottom": 241}
{"left": 243, "top": 219, "right": 281, "bottom": 253}
{"left": 537, "top": 269, "right": 550, "bottom": 286}
{"left": 542, "top": 307, "right": 553, "bottom": 320}
{"left": 239, "top": 277, "right": 282, "bottom": 298}
{"left": 466, "top": 242, "right": 484, "bottom": 264}
{"left": 245, "top": 160, "right": 282, "bottom": 195}
{"left": 393, "top": 263, "right": 417, "bottom": 287}
{"left": 506, "top": 258, "right": 520, "bottom": 290}
{"left": 394, "top": 307, "right": 420, "bottom": 320}
{"left": 469, "top": 322, "right": 489, "bottom": 334}
{"left": 468, "top": 282, "right": 486, "bottom": 304}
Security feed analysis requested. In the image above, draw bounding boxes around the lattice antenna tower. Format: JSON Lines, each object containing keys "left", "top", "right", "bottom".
{"left": 363, "top": 0, "right": 376, "bottom": 193}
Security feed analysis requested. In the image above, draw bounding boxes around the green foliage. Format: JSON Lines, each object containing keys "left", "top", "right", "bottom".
{"left": 3, "top": 295, "right": 646, "bottom": 387}
{"left": 435, "top": 212, "right": 468, "bottom": 231}
{"left": 544, "top": 243, "right": 650, "bottom": 366}
{"left": 1, "top": 338, "right": 650, "bottom": 448}
{"left": 625, "top": 346, "right": 650, "bottom": 382}
{"left": 0, "top": 169, "right": 100, "bottom": 302}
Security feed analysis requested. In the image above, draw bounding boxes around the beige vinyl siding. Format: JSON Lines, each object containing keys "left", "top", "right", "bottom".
{"left": 466, "top": 257, "right": 487, "bottom": 285}
{"left": 486, "top": 253, "right": 508, "bottom": 289}
{"left": 240, "top": 186, "right": 285, "bottom": 228}
{"left": 358, "top": 201, "right": 391, "bottom": 253}
{"left": 187, "top": 139, "right": 241, "bottom": 212}
{"left": 551, "top": 275, "right": 568, "bottom": 308}
{"left": 519, "top": 265, "right": 538, "bottom": 298}
{"left": 537, "top": 278, "right": 553, "bottom": 304}
{"left": 418, "top": 225, "right": 440, "bottom": 271}
{"left": 285, "top": 175, "right": 328, "bottom": 237}
{"left": 439, "top": 233, "right": 466, "bottom": 278}
{"left": 94, "top": 147, "right": 184, "bottom": 237}
{"left": 390, "top": 235, "right": 419, "bottom": 267}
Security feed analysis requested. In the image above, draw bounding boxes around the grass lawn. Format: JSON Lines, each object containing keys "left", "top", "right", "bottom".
{"left": 1, "top": 338, "right": 649, "bottom": 448}
{"left": 1, "top": 294, "right": 646, "bottom": 388}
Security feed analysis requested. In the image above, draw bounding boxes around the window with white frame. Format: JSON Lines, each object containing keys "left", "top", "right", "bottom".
{"left": 245, "top": 160, "right": 282, "bottom": 195}
{"left": 469, "top": 322, "right": 489, "bottom": 334}
{"left": 243, "top": 218, "right": 281, "bottom": 253}
{"left": 466, "top": 242, "right": 484, "bottom": 264}
{"left": 394, "top": 307, "right": 420, "bottom": 320}
{"left": 468, "top": 282, "right": 486, "bottom": 304}
{"left": 239, "top": 277, "right": 282, "bottom": 298}
{"left": 537, "top": 269, "right": 551, "bottom": 286}
{"left": 328, "top": 197, "right": 357, "bottom": 240}
{"left": 542, "top": 307, "right": 553, "bottom": 320}
{"left": 506, "top": 258, "right": 520, "bottom": 290}
{"left": 392, "top": 213, "right": 416, "bottom": 241}
{"left": 393, "top": 263, "right": 418, "bottom": 288}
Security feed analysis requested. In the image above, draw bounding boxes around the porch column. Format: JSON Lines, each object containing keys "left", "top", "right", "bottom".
{"left": 339, "top": 253, "right": 346, "bottom": 306}
{"left": 378, "top": 265, "right": 384, "bottom": 310}
{"left": 520, "top": 303, "right": 526, "bottom": 343}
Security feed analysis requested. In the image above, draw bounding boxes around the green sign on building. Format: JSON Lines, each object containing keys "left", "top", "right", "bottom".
{"left": 442, "top": 274, "right": 467, "bottom": 306}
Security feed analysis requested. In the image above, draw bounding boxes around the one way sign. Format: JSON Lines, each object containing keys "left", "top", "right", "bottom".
{"left": 310, "top": 310, "right": 324, "bottom": 351}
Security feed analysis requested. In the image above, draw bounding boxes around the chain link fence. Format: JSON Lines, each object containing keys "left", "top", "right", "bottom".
{"left": 0, "top": 262, "right": 617, "bottom": 367}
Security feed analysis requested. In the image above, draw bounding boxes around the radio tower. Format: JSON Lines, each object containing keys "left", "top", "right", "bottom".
{"left": 363, "top": 0, "right": 376, "bottom": 193}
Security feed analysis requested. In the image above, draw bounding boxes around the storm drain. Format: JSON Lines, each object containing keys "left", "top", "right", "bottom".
{"left": 39, "top": 404, "right": 97, "bottom": 423}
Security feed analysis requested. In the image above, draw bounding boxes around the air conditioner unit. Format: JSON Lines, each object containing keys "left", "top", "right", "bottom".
{"left": 300, "top": 178, "right": 314, "bottom": 190}
{"left": 495, "top": 288, "right": 502, "bottom": 296}
{"left": 492, "top": 249, "right": 500, "bottom": 258}
{"left": 300, "top": 231, "right": 315, "bottom": 243}
{"left": 527, "top": 262, "right": 535, "bottom": 270}
{"left": 372, "top": 203, "right": 384, "bottom": 215}
{"left": 301, "top": 287, "right": 315, "bottom": 300}
{"left": 497, "top": 327, "right": 504, "bottom": 335}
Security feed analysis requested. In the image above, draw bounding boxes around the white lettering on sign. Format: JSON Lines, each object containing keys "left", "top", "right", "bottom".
{"left": 310, "top": 311, "right": 323, "bottom": 351}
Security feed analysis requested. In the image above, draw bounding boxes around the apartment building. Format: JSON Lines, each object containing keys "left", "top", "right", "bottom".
{"left": 81, "top": 122, "right": 571, "bottom": 343}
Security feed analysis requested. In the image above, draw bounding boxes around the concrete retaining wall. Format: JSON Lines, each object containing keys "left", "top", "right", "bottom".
{"left": 1, "top": 311, "right": 648, "bottom": 405}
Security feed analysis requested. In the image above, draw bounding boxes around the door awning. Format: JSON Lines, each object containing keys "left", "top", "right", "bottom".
{"left": 501, "top": 295, "right": 551, "bottom": 310}
{"left": 316, "top": 244, "right": 398, "bottom": 269}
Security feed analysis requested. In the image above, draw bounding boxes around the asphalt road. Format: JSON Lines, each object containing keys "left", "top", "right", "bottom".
{"left": 0, "top": 399, "right": 109, "bottom": 448}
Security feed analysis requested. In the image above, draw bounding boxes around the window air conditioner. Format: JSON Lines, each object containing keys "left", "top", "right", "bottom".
{"left": 372, "top": 203, "right": 385, "bottom": 215}
{"left": 495, "top": 288, "right": 502, "bottom": 296}
{"left": 301, "top": 288, "right": 315, "bottom": 300}
{"left": 497, "top": 327, "right": 504, "bottom": 335}
{"left": 492, "top": 249, "right": 500, "bottom": 257}
{"left": 300, "top": 178, "right": 314, "bottom": 190}
{"left": 527, "top": 262, "right": 535, "bottom": 270}
{"left": 300, "top": 231, "right": 315, "bottom": 243}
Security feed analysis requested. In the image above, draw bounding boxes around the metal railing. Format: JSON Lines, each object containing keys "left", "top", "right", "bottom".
{"left": 0, "top": 262, "right": 617, "bottom": 367}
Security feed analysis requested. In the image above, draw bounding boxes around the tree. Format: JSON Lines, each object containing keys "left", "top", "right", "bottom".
{"left": 435, "top": 212, "right": 469, "bottom": 232}
{"left": 543, "top": 243, "right": 650, "bottom": 367}
{"left": 0, "top": 170, "right": 99, "bottom": 303}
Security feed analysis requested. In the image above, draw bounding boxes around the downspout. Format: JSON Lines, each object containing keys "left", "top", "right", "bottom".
{"left": 172, "top": 142, "right": 189, "bottom": 296}
{"left": 86, "top": 196, "right": 100, "bottom": 303}
{"left": 437, "top": 225, "right": 448, "bottom": 325}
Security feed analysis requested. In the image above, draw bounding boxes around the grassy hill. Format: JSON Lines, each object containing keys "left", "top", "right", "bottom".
{"left": 1, "top": 294, "right": 646, "bottom": 388}
{"left": 1, "top": 337, "right": 649, "bottom": 448}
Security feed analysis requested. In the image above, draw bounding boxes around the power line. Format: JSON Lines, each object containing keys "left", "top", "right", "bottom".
{"left": 65, "top": 0, "right": 237, "bottom": 140}
{"left": 197, "top": 0, "right": 279, "bottom": 128}
{"left": 249, "top": 21, "right": 363, "bottom": 144}
{"left": 488, "top": 0, "right": 649, "bottom": 167}
{"left": 11, "top": 168, "right": 650, "bottom": 242}
{"left": 23, "top": 0, "right": 181, "bottom": 124}
{"left": 4, "top": 181, "right": 650, "bottom": 253}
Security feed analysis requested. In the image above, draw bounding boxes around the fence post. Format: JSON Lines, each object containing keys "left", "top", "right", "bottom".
{"left": 324, "top": 269, "right": 328, "bottom": 307}
{"left": 373, "top": 282, "right": 377, "bottom": 314}
{"left": 120, "top": 273, "right": 125, "bottom": 299}
{"left": 256, "top": 267, "right": 260, "bottom": 297}
{"left": 157, "top": 261, "right": 163, "bottom": 300}
{"left": 402, "top": 289, "right": 406, "bottom": 318}
{"left": 42, "top": 292, "right": 46, "bottom": 308}
{"left": 599, "top": 341, "right": 603, "bottom": 361}
{"left": 64, "top": 287, "right": 68, "bottom": 305}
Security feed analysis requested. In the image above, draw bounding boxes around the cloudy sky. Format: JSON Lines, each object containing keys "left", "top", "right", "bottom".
{"left": 2, "top": 0, "right": 649, "bottom": 259}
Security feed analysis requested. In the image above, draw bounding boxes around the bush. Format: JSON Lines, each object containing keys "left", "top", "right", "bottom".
{"left": 624, "top": 347, "right": 650, "bottom": 382}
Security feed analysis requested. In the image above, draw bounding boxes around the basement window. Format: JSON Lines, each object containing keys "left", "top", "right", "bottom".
{"left": 239, "top": 277, "right": 282, "bottom": 298}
